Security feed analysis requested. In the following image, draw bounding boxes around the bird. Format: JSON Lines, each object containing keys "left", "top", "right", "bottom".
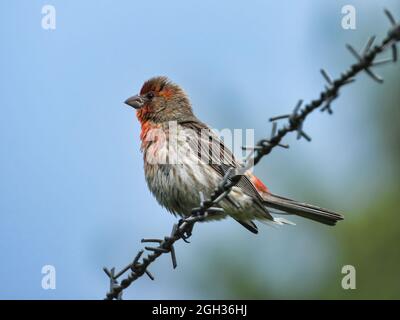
{"left": 124, "top": 76, "right": 344, "bottom": 234}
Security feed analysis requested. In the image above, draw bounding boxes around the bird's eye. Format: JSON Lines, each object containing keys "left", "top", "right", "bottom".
{"left": 146, "top": 92, "right": 155, "bottom": 99}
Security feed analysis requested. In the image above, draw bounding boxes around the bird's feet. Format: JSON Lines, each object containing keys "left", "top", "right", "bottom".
{"left": 178, "top": 218, "right": 195, "bottom": 243}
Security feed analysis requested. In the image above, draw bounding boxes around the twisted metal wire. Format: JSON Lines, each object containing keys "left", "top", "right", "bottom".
{"left": 104, "top": 9, "right": 400, "bottom": 300}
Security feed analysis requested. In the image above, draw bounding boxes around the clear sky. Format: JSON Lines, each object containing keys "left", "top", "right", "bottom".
{"left": 0, "top": 0, "right": 399, "bottom": 299}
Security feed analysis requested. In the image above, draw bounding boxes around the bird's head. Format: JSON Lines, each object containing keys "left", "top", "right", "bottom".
{"left": 125, "top": 76, "right": 194, "bottom": 124}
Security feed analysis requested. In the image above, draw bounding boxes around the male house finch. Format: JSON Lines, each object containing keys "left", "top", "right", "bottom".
{"left": 125, "top": 76, "right": 343, "bottom": 234}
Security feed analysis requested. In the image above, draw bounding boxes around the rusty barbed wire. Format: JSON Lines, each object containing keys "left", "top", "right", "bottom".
{"left": 104, "top": 9, "right": 400, "bottom": 300}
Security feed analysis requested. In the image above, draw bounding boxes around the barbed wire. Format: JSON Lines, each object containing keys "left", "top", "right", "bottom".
{"left": 104, "top": 9, "right": 400, "bottom": 300}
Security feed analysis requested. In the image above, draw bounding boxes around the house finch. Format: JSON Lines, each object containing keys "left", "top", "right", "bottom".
{"left": 125, "top": 76, "right": 343, "bottom": 234}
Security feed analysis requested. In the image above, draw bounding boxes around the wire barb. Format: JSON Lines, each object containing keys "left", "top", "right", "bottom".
{"left": 362, "top": 35, "right": 376, "bottom": 56}
{"left": 103, "top": 267, "right": 123, "bottom": 300}
{"left": 346, "top": 43, "right": 384, "bottom": 83}
{"left": 384, "top": 9, "right": 400, "bottom": 62}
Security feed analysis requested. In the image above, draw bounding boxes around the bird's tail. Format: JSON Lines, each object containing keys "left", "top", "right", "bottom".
{"left": 262, "top": 193, "right": 344, "bottom": 226}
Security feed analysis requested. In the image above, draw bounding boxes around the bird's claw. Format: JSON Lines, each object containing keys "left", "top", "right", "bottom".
{"left": 177, "top": 218, "right": 194, "bottom": 242}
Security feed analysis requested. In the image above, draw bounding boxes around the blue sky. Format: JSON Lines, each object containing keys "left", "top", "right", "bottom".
{"left": 0, "top": 0, "right": 399, "bottom": 299}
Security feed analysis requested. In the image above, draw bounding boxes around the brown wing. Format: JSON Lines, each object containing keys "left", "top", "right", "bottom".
{"left": 178, "top": 118, "right": 272, "bottom": 219}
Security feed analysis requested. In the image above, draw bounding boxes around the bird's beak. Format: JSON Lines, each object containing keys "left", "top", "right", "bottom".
{"left": 124, "top": 95, "right": 144, "bottom": 109}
